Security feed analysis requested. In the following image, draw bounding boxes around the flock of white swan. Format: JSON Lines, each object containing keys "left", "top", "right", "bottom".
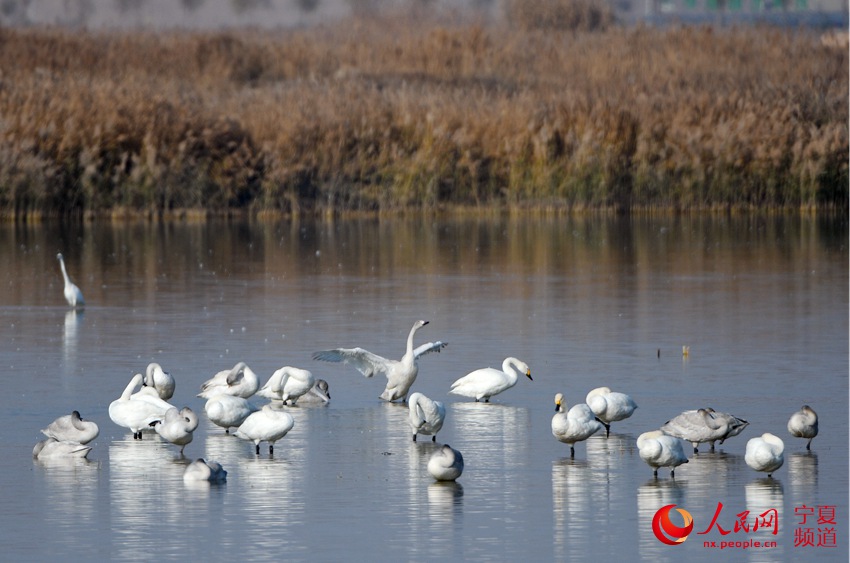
{"left": 36, "top": 256, "right": 820, "bottom": 484}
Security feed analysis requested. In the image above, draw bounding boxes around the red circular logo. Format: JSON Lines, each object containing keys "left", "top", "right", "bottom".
{"left": 652, "top": 504, "right": 694, "bottom": 545}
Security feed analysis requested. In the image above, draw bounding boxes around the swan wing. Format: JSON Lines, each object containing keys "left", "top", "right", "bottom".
{"left": 414, "top": 341, "right": 448, "bottom": 359}
{"left": 313, "top": 348, "right": 392, "bottom": 378}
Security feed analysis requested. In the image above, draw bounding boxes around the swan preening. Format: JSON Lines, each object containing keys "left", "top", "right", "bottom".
{"left": 660, "top": 408, "right": 749, "bottom": 453}
{"left": 205, "top": 394, "right": 259, "bottom": 433}
{"left": 298, "top": 379, "right": 331, "bottom": 404}
{"left": 312, "top": 320, "right": 447, "bottom": 402}
{"left": 144, "top": 362, "right": 176, "bottom": 401}
{"left": 109, "top": 373, "right": 172, "bottom": 439}
{"left": 234, "top": 405, "right": 295, "bottom": 455}
{"left": 585, "top": 387, "right": 637, "bottom": 437}
{"left": 428, "top": 444, "right": 464, "bottom": 481}
{"left": 745, "top": 433, "right": 785, "bottom": 477}
{"left": 551, "top": 393, "right": 603, "bottom": 457}
{"left": 449, "top": 357, "right": 532, "bottom": 402}
{"left": 150, "top": 407, "right": 199, "bottom": 454}
{"left": 41, "top": 410, "right": 99, "bottom": 445}
{"left": 787, "top": 405, "right": 818, "bottom": 450}
{"left": 408, "top": 392, "right": 446, "bottom": 442}
{"left": 198, "top": 362, "right": 260, "bottom": 399}
{"left": 33, "top": 437, "right": 92, "bottom": 460}
{"left": 636, "top": 430, "right": 689, "bottom": 478}
{"left": 57, "top": 252, "right": 84, "bottom": 308}
{"left": 256, "top": 367, "right": 315, "bottom": 405}
{"left": 183, "top": 459, "right": 227, "bottom": 483}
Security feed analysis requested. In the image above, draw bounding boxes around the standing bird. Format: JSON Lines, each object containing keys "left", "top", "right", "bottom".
{"left": 585, "top": 386, "right": 638, "bottom": 437}
{"left": 150, "top": 407, "right": 199, "bottom": 454}
{"left": 143, "top": 362, "right": 176, "bottom": 401}
{"left": 56, "top": 253, "right": 84, "bottom": 308}
{"left": 204, "top": 394, "right": 259, "bottom": 433}
{"left": 109, "top": 373, "right": 172, "bottom": 439}
{"left": 660, "top": 408, "right": 748, "bottom": 453}
{"left": 312, "top": 320, "right": 447, "bottom": 402}
{"left": 787, "top": 405, "right": 818, "bottom": 450}
{"left": 256, "top": 366, "right": 315, "bottom": 405}
{"left": 198, "top": 361, "right": 260, "bottom": 399}
{"left": 183, "top": 459, "right": 227, "bottom": 483}
{"left": 449, "top": 357, "right": 532, "bottom": 403}
{"left": 41, "top": 410, "right": 99, "bottom": 445}
{"left": 428, "top": 444, "right": 464, "bottom": 481}
{"left": 551, "top": 393, "right": 603, "bottom": 457}
{"left": 636, "top": 430, "right": 689, "bottom": 478}
{"left": 408, "top": 392, "right": 446, "bottom": 442}
{"left": 745, "top": 433, "right": 785, "bottom": 478}
{"left": 235, "top": 405, "right": 295, "bottom": 455}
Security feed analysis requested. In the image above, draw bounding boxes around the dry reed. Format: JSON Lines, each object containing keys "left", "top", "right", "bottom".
{"left": 0, "top": 13, "right": 846, "bottom": 218}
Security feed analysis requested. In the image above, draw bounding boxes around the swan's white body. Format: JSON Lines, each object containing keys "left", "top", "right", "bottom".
{"left": 235, "top": 405, "right": 295, "bottom": 454}
{"left": 408, "top": 392, "right": 446, "bottom": 442}
{"left": 198, "top": 362, "right": 260, "bottom": 399}
{"left": 636, "top": 430, "right": 689, "bottom": 477}
{"left": 204, "top": 394, "right": 259, "bottom": 433}
{"left": 256, "top": 367, "right": 315, "bottom": 405}
{"left": 41, "top": 410, "right": 99, "bottom": 445}
{"left": 57, "top": 253, "right": 84, "bottom": 308}
{"left": 660, "top": 408, "right": 749, "bottom": 453}
{"left": 183, "top": 458, "right": 227, "bottom": 483}
{"left": 551, "top": 393, "right": 603, "bottom": 456}
{"left": 787, "top": 405, "right": 818, "bottom": 450}
{"left": 449, "top": 357, "right": 532, "bottom": 402}
{"left": 745, "top": 433, "right": 785, "bottom": 477}
{"left": 585, "top": 387, "right": 638, "bottom": 437}
{"left": 428, "top": 444, "right": 464, "bottom": 481}
{"left": 144, "top": 362, "right": 176, "bottom": 401}
{"left": 33, "top": 438, "right": 92, "bottom": 460}
{"left": 151, "top": 407, "right": 199, "bottom": 454}
{"left": 109, "top": 373, "right": 172, "bottom": 439}
{"left": 313, "top": 320, "right": 446, "bottom": 402}
{"left": 297, "top": 379, "right": 331, "bottom": 404}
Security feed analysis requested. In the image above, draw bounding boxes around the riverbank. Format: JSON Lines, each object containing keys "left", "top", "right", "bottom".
{"left": 0, "top": 15, "right": 847, "bottom": 218}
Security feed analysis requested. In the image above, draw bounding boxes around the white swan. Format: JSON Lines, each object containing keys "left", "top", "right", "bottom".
{"left": 297, "top": 379, "right": 331, "bottom": 404}
{"left": 312, "top": 320, "right": 447, "bottom": 402}
{"left": 449, "top": 357, "right": 532, "bottom": 402}
{"left": 787, "top": 405, "right": 818, "bottom": 450}
{"left": 204, "top": 394, "right": 259, "bottom": 433}
{"left": 56, "top": 252, "right": 84, "bottom": 308}
{"left": 636, "top": 430, "right": 689, "bottom": 478}
{"left": 551, "top": 393, "right": 603, "bottom": 457}
{"left": 33, "top": 438, "right": 92, "bottom": 460}
{"left": 660, "top": 408, "right": 749, "bottom": 453}
{"left": 198, "top": 361, "right": 260, "bottom": 399}
{"left": 109, "top": 373, "right": 171, "bottom": 439}
{"left": 428, "top": 444, "right": 464, "bottom": 481}
{"left": 41, "top": 410, "right": 99, "bottom": 445}
{"left": 235, "top": 404, "right": 295, "bottom": 455}
{"left": 256, "top": 366, "right": 315, "bottom": 405}
{"left": 585, "top": 386, "right": 638, "bottom": 437}
{"left": 143, "top": 362, "right": 175, "bottom": 401}
{"left": 150, "top": 407, "right": 199, "bottom": 454}
{"left": 408, "top": 392, "right": 446, "bottom": 442}
{"left": 183, "top": 458, "right": 227, "bottom": 483}
{"left": 745, "top": 433, "right": 785, "bottom": 477}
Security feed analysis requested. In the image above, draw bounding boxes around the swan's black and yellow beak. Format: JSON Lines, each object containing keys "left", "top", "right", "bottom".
{"left": 525, "top": 369, "right": 533, "bottom": 381}
{"left": 554, "top": 400, "right": 561, "bottom": 412}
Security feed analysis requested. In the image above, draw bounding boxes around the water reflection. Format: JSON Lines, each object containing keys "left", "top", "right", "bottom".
{"left": 679, "top": 451, "right": 743, "bottom": 498}
{"left": 62, "top": 309, "right": 83, "bottom": 369}
{"left": 36, "top": 456, "right": 100, "bottom": 548}
{"left": 744, "top": 479, "right": 785, "bottom": 562}
{"left": 636, "top": 478, "right": 687, "bottom": 560}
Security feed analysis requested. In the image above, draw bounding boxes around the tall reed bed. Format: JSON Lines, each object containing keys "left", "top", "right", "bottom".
{"left": 0, "top": 16, "right": 846, "bottom": 218}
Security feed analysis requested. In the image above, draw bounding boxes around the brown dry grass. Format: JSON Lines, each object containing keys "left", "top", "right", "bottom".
{"left": 0, "top": 12, "right": 846, "bottom": 218}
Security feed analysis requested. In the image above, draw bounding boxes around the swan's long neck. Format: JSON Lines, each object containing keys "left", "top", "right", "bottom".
{"left": 502, "top": 358, "right": 520, "bottom": 384}
{"left": 404, "top": 325, "right": 419, "bottom": 361}
{"left": 121, "top": 375, "right": 143, "bottom": 400}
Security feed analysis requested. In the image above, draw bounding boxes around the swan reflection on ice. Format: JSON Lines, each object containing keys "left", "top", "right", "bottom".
{"left": 636, "top": 478, "right": 687, "bottom": 560}
{"left": 427, "top": 481, "right": 464, "bottom": 527}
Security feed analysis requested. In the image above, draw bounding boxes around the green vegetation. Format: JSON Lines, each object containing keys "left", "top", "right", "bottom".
{"left": 0, "top": 8, "right": 846, "bottom": 218}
